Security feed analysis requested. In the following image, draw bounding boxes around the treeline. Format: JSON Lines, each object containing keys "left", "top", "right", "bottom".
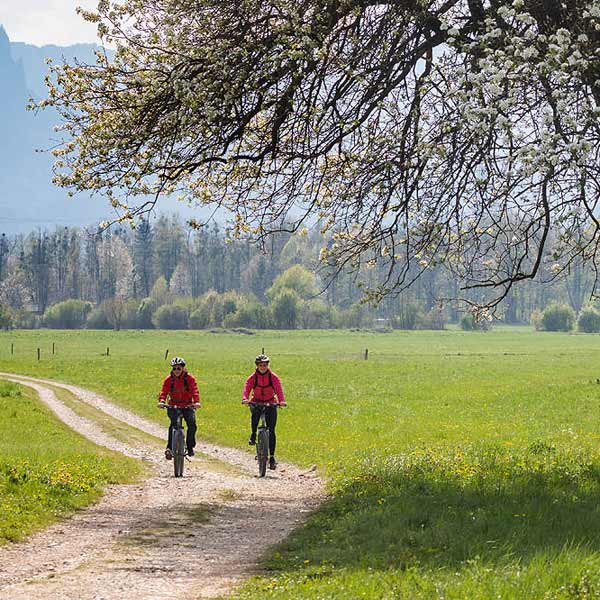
{"left": 0, "top": 215, "right": 596, "bottom": 330}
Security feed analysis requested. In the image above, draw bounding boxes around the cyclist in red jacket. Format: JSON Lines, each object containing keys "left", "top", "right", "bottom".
{"left": 158, "top": 357, "right": 200, "bottom": 459}
{"left": 242, "top": 354, "right": 286, "bottom": 470}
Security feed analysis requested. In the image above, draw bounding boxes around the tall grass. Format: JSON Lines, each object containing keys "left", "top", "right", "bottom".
{"left": 234, "top": 443, "right": 600, "bottom": 599}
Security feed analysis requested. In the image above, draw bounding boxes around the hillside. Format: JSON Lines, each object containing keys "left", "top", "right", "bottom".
{"left": 0, "top": 26, "right": 117, "bottom": 232}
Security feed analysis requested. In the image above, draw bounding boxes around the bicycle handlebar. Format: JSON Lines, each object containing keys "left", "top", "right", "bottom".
{"left": 242, "top": 401, "right": 286, "bottom": 407}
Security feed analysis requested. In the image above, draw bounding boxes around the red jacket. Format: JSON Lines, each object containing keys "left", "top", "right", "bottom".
{"left": 159, "top": 371, "right": 200, "bottom": 407}
{"left": 242, "top": 370, "right": 285, "bottom": 405}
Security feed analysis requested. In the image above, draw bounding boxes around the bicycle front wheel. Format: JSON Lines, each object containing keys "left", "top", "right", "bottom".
{"left": 257, "top": 428, "right": 269, "bottom": 477}
{"left": 173, "top": 428, "right": 185, "bottom": 477}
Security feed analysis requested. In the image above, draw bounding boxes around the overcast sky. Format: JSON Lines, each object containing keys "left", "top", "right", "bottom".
{"left": 0, "top": 0, "right": 100, "bottom": 46}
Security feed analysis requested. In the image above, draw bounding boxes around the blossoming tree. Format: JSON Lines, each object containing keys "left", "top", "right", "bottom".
{"left": 39, "top": 0, "right": 600, "bottom": 311}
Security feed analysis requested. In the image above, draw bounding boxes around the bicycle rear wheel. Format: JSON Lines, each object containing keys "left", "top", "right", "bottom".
{"left": 173, "top": 428, "right": 185, "bottom": 477}
{"left": 257, "top": 428, "right": 269, "bottom": 477}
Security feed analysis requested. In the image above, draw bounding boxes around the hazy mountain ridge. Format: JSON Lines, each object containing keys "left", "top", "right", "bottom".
{"left": 10, "top": 39, "right": 103, "bottom": 99}
{"left": 0, "top": 26, "right": 222, "bottom": 232}
{"left": 0, "top": 26, "right": 113, "bottom": 232}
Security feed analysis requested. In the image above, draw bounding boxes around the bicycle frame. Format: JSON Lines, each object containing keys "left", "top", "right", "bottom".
{"left": 159, "top": 405, "right": 188, "bottom": 477}
{"left": 246, "top": 402, "right": 281, "bottom": 477}
{"left": 171, "top": 407, "right": 187, "bottom": 477}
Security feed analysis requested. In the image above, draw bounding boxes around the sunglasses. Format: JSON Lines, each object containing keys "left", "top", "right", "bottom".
{"left": 172, "top": 366, "right": 184, "bottom": 371}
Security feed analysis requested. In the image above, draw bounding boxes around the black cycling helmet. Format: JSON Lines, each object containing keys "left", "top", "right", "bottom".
{"left": 170, "top": 356, "right": 186, "bottom": 367}
{"left": 255, "top": 354, "right": 270, "bottom": 364}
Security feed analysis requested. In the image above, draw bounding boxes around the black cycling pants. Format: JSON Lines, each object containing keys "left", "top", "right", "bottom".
{"left": 167, "top": 406, "right": 197, "bottom": 450}
{"left": 250, "top": 404, "right": 278, "bottom": 456}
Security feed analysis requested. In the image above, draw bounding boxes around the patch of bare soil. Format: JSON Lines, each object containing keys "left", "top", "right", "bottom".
{"left": 0, "top": 373, "right": 323, "bottom": 600}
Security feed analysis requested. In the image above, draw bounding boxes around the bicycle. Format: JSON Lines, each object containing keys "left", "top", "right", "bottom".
{"left": 158, "top": 404, "right": 190, "bottom": 478}
{"left": 243, "top": 402, "right": 285, "bottom": 477}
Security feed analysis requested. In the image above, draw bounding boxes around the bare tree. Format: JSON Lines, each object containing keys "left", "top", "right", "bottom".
{"left": 39, "top": 0, "right": 600, "bottom": 311}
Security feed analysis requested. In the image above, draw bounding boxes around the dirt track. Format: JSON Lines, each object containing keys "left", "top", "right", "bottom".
{"left": 0, "top": 373, "right": 323, "bottom": 600}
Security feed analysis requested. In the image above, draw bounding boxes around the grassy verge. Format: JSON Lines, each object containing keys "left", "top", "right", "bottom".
{"left": 234, "top": 443, "right": 600, "bottom": 599}
{"left": 0, "top": 380, "right": 142, "bottom": 543}
{"left": 50, "top": 384, "right": 161, "bottom": 448}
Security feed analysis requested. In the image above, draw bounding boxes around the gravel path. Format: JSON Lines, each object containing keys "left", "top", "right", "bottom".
{"left": 0, "top": 373, "right": 323, "bottom": 600}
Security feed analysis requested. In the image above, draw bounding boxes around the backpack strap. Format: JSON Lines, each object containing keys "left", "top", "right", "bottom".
{"left": 170, "top": 372, "right": 189, "bottom": 393}
{"left": 253, "top": 371, "right": 273, "bottom": 388}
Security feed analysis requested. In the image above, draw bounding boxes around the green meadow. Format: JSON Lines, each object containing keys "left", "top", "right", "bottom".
{"left": 0, "top": 380, "right": 141, "bottom": 542}
{"left": 2, "top": 327, "right": 600, "bottom": 598}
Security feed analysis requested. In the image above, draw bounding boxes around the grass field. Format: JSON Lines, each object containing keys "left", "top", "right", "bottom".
{"left": 2, "top": 327, "right": 600, "bottom": 597}
{"left": 0, "top": 381, "right": 142, "bottom": 542}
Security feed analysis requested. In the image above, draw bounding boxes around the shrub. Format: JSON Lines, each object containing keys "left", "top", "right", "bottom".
{"left": 460, "top": 314, "right": 491, "bottom": 331}
{"left": 222, "top": 292, "right": 238, "bottom": 317}
{"left": 541, "top": 302, "right": 575, "bottom": 332}
{"left": 299, "top": 299, "right": 331, "bottom": 329}
{"left": 578, "top": 306, "right": 600, "bottom": 333}
{"left": 460, "top": 314, "right": 475, "bottom": 331}
{"left": 222, "top": 311, "right": 241, "bottom": 329}
{"left": 123, "top": 299, "right": 142, "bottom": 328}
{"left": 43, "top": 300, "right": 92, "bottom": 329}
{"left": 85, "top": 306, "right": 112, "bottom": 329}
{"left": 333, "top": 303, "right": 372, "bottom": 329}
{"left": 421, "top": 307, "right": 447, "bottom": 330}
{"left": 149, "top": 276, "right": 171, "bottom": 306}
{"left": 208, "top": 291, "right": 227, "bottom": 326}
{"left": 224, "top": 302, "right": 271, "bottom": 329}
{"left": 189, "top": 290, "right": 229, "bottom": 328}
{"left": 12, "top": 309, "right": 39, "bottom": 329}
{"left": 189, "top": 305, "right": 211, "bottom": 329}
{"left": 152, "top": 304, "right": 188, "bottom": 329}
{"left": 87, "top": 298, "right": 140, "bottom": 330}
{"left": 391, "top": 303, "right": 423, "bottom": 330}
{"left": 271, "top": 289, "right": 300, "bottom": 329}
{"left": 102, "top": 298, "right": 128, "bottom": 330}
{"left": 530, "top": 309, "right": 543, "bottom": 331}
{"left": 137, "top": 297, "right": 156, "bottom": 329}
{"left": 0, "top": 304, "right": 13, "bottom": 330}
{"left": 266, "top": 265, "right": 317, "bottom": 300}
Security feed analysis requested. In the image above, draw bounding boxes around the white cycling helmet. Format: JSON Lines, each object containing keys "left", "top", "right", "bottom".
{"left": 255, "top": 354, "right": 270, "bottom": 364}
{"left": 170, "top": 356, "right": 186, "bottom": 367}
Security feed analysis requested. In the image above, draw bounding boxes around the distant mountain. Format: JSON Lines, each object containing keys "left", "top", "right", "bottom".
{"left": 0, "top": 26, "right": 219, "bottom": 233}
{"left": 0, "top": 25, "right": 115, "bottom": 232}
{"left": 10, "top": 40, "right": 104, "bottom": 100}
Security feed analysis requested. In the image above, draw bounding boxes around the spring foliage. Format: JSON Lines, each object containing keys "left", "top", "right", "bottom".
{"left": 38, "top": 0, "right": 600, "bottom": 311}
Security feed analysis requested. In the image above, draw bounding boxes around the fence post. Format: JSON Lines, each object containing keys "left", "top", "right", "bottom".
{"left": 262, "top": 347, "right": 265, "bottom": 354}
{"left": 10, "top": 343, "right": 13, "bottom": 356}
{"left": 52, "top": 342, "right": 55, "bottom": 355}
{"left": 106, "top": 347, "right": 110, "bottom": 357}
{"left": 37, "top": 348, "right": 40, "bottom": 361}
{"left": 165, "top": 349, "right": 169, "bottom": 360}
{"left": 364, "top": 348, "right": 369, "bottom": 360}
